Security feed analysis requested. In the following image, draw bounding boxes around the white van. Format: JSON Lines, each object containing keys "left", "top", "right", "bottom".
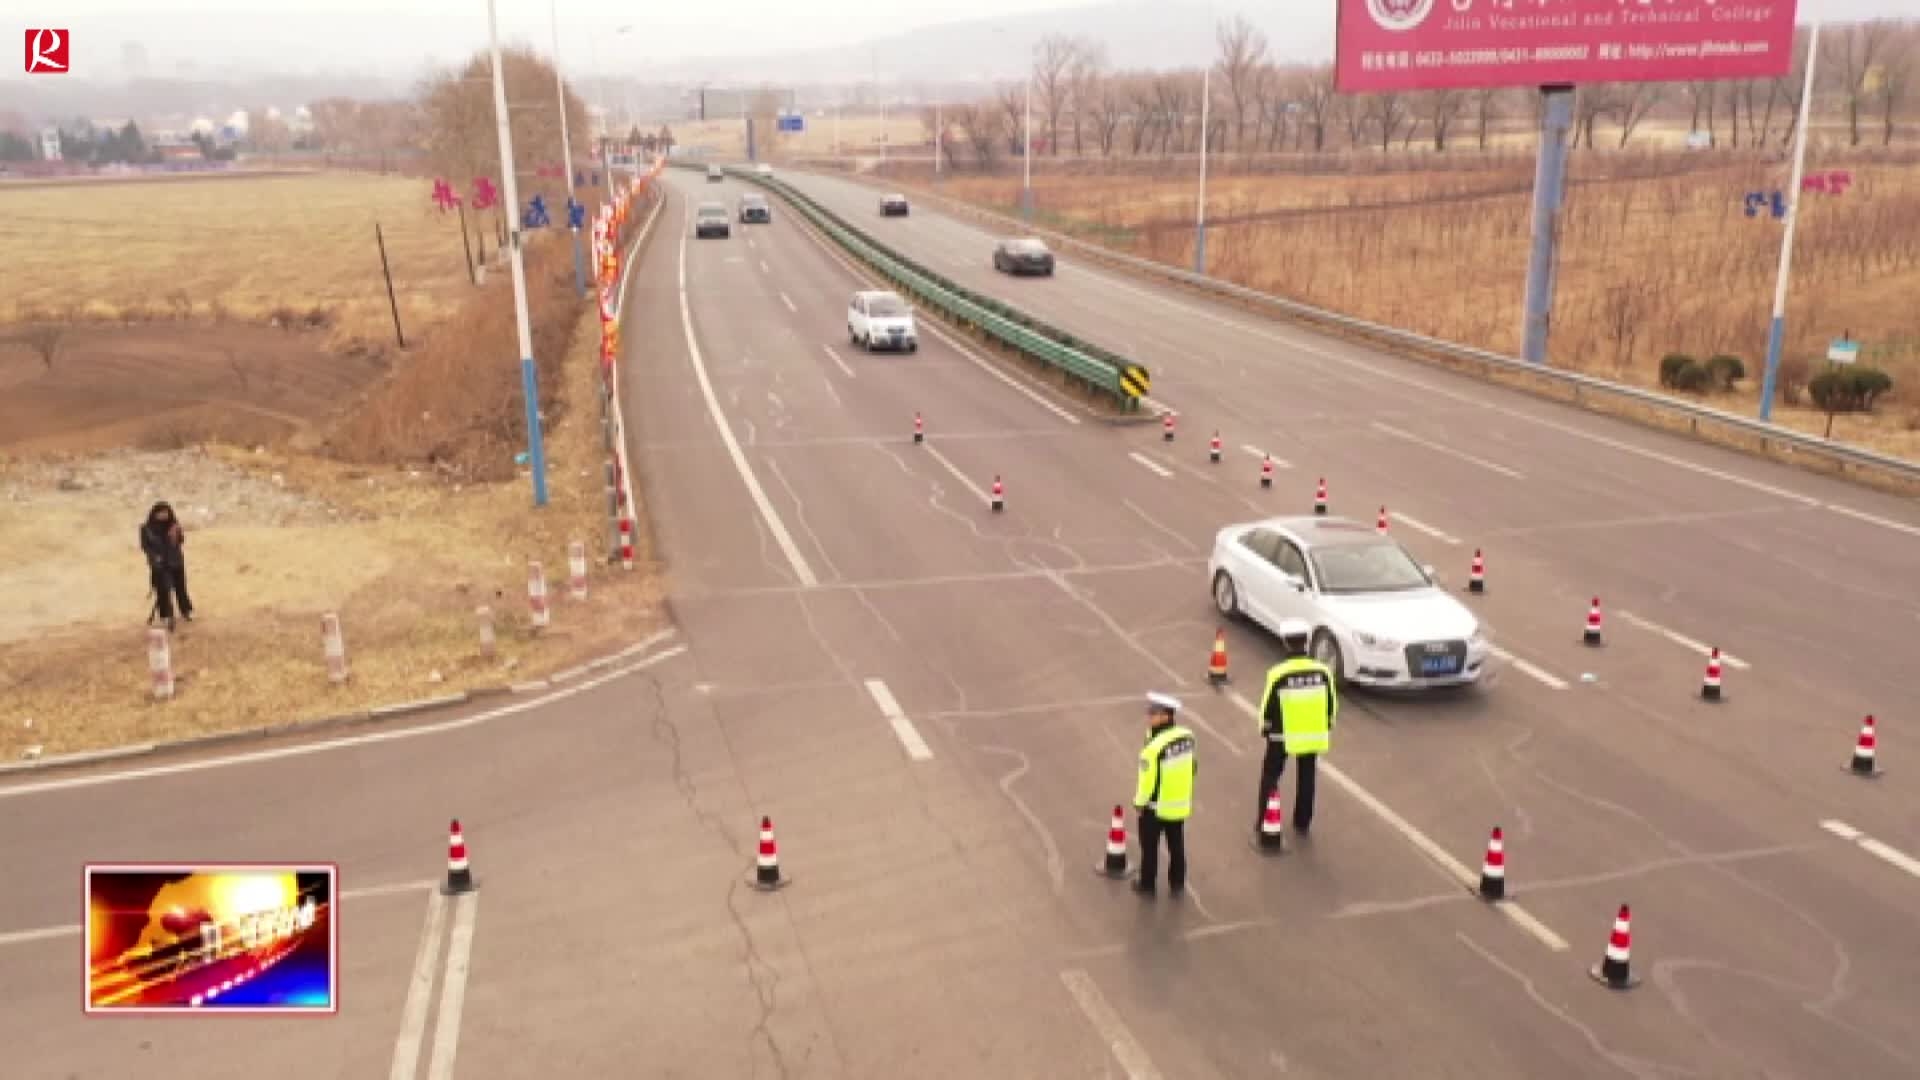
{"left": 846, "top": 290, "right": 917, "bottom": 353}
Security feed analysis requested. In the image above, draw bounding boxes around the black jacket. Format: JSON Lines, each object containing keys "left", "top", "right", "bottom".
{"left": 140, "top": 502, "right": 186, "bottom": 571}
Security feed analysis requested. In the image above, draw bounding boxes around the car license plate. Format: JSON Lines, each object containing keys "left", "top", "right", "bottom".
{"left": 1420, "top": 655, "right": 1461, "bottom": 676}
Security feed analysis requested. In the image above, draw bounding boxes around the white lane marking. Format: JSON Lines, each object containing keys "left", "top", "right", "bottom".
{"left": 783, "top": 193, "right": 1081, "bottom": 425}
{"left": 746, "top": 236, "right": 756, "bottom": 249}
{"left": 1227, "top": 690, "right": 1571, "bottom": 953}
{"left": 1128, "top": 452, "right": 1173, "bottom": 479}
{"left": 1824, "top": 503, "right": 1920, "bottom": 539}
{"left": 1059, "top": 969, "right": 1164, "bottom": 1080}
{"left": 424, "top": 895, "right": 479, "bottom": 1080}
{"left": 779, "top": 291, "right": 798, "bottom": 313}
{"left": 864, "top": 678, "right": 933, "bottom": 761}
{"left": 1487, "top": 646, "right": 1570, "bottom": 691}
{"left": 612, "top": 192, "right": 662, "bottom": 319}
{"left": 821, "top": 344, "right": 856, "bottom": 378}
{"left": 679, "top": 216, "right": 819, "bottom": 587}
{"left": 1239, "top": 444, "right": 1292, "bottom": 468}
{"left": 1179, "top": 704, "right": 1246, "bottom": 758}
{"left": 922, "top": 444, "right": 993, "bottom": 505}
{"left": 389, "top": 888, "right": 448, "bottom": 1080}
{"left": 1372, "top": 422, "right": 1527, "bottom": 480}
{"left": 0, "top": 637, "right": 685, "bottom": 798}
{"left": 1389, "top": 511, "right": 1463, "bottom": 545}
{"left": 759, "top": 258, "right": 770, "bottom": 274}
{"left": 1821, "top": 819, "right": 1920, "bottom": 880}
{"left": 1614, "top": 611, "right": 1752, "bottom": 670}
{"left": 2, "top": 878, "right": 436, "bottom": 951}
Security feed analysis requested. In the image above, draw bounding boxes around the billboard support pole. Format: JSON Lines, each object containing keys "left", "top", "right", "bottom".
{"left": 1758, "top": 19, "right": 1821, "bottom": 424}
{"left": 1520, "top": 84, "right": 1574, "bottom": 365}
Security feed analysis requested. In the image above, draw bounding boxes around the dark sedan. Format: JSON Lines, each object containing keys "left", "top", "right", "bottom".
{"left": 993, "top": 237, "right": 1054, "bottom": 276}
{"left": 879, "top": 193, "right": 910, "bottom": 216}
{"left": 738, "top": 193, "right": 771, "bottom": 223}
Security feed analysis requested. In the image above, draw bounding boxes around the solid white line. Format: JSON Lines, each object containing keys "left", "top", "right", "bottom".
{"left": 821, "top": 344, "right": 856, "bottom": 378}
{"left": 424, "top": 895, "right": 479, "bottom": 1080}
{"left": 1372, "top": 422, "right": 1527, "bottom": 480}
{"left": 864, "top": 678, "right": 933, "bottom": 761}
{"left": 1823, "top": 503, "right": 1920, "bottom": 539}
{"left": 0, "top": 924, "right": 78, "bottom": 948}
{"left": 1615, "top": 611, "right": 1751, "bottom": 670}
{"left": 759, "top": 258, "right": 770, "bottom": 274}
{"left": 612, "top": 193, "right": 662, "bottom": 318}
{"left": 679, "top": 215, "right": 819, "bottom": 587}
{"left": 389, "top": 888, "right": 448, "bottom": 1080}
{"left": 1487, "top": 646, "right": 1570, "bottom": 691}
{"left": 779, "top": 291, "right": 798, "bottom": 313}
{"left": 1819, "top": 819, "right": 1863, "bottom": 840}
{"left": 1127, "top": 452, "right": 1173, "bottom": 479}
{"left": 0, "top": 640, "right": 686, "bottom": 798}
{"left": 1389, "top": 511, "right": 1463, "bottom": 545}
{"left": 2, "top": 878, "right": 436, "bottom": 951}
{"left": 1821, "top": 819, "right": 1920, "bottom": 879}
{"left": 922, "top": 444, "right": 993, "bottom": 505}
{"left": 1059, "top": 969, "right": 1164, "bottom": 1080}
{"left": 1226, "top": 690, "right": 1571, "bottom": 953}
{"left": 1239, "top": 444, "right": 1292, "bottom": 468}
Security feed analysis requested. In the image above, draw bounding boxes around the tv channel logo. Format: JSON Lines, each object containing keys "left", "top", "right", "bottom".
{"left": 25, "top": 28, "right": 69, "bottom": 74}
{"left": 85, "top": 863, "right": 339, "bottom": 1014}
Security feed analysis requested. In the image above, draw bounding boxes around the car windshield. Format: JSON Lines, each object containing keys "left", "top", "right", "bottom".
{"left": 1308, "top": 541, "right": 1430, "bottom": 594}
{"left": 866, "top": 295, "right": 909, "bottom": 317}
{"left": 1010, "top": 239, "right": 1048, "bottom": 254}
{"left": 698, "top": 205, "right": 726, "bottom": 217}
{"left": 742, "top": 196, "right": 765, "bottom": 205}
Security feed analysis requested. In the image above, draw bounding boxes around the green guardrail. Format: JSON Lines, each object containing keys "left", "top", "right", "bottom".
{"left": 674, "top": 161, "right": 1148, "bottom": 410}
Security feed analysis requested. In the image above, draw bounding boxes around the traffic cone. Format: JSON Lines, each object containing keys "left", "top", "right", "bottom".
{"left": 1584, "top": 597, "right": 1603, "bottom": 646}
{"left": 443, "top": 819, "right": 473, "bottom": 894}
{"left": 1163, "top": 412, "right": 1176, "bottom": 442}
{"left": 913, "top": 411, "right": 924, "bottom": 444}
{"left": 1477, "top": 826, "right": 1506, "bottom": 901}
{"left": 1849, "top": 715, "right": 1881, "bottom": 777}
{"left": 1207, "top": 629, "right": 1229, "bottom": 685}
{"left": 1313, "top": 477, "right": 1328, "bottom": 515}
{"left": 1252, "top": 790, "right": 1286, "bottom": 854}
{"left": 1096, "top": 805, "right": 1131, "bottom": 878}
{"left": 1376, "top": 506, "right": 1389, "bottom": 534}
{"left": 1588, "top": 904, "right": 1640, "bottom": 989}
{"left": 1260, "top": 455, "right": 1274, "bottom": 488}
{"left": 1209, "top": 431, "right": 1222, "bottom": 464}
{"left": 751, "top": 816, "right": 790, "bottom": 890}
{"left": 1468, "top": 549, "right": 1485, "bottom": 593}
{"left": 990, "top": 475, "right": 1004, "bottom": 513}
{"left": 1700, "top": 647, "right": 1723, "bottom": 702}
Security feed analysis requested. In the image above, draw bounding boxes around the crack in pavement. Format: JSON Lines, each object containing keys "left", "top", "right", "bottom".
{"left": 850, "top": 586, "right": 906, "bottom": 646}
{"left": 979, "top": 743, "right": 1066, "bottom": 897}
{"left": 726, "top": 877, "right": 791, "bottom": 1080}
{"left": 1040, "top": 569, "right": 1191, "bottom": 690}
{"left": 765, "top": 456, "right": 843, "bottom": 584}
{"left": 1123, "top": 497, "right": 1202, "bottom": 555}
{"left": 1481, "top": 726, "right": 1539, "bottom": 840}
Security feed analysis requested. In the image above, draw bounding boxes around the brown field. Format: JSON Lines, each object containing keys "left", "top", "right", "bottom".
{"left": 909, "top": 155, "right": 1920, "bottom": 459}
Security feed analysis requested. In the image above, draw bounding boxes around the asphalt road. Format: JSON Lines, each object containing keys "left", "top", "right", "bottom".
{"left": 1, "top": 165, "right": 1915, "bottom": 1079}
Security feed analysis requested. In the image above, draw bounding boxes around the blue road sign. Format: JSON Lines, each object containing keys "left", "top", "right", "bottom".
{"left": 778, "top": 113, "right": 805, "bottom": 133}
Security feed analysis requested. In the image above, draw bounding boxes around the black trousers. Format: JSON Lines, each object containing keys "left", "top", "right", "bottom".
{"left": 1256, "top": 742, "right": 1318, "bottom": 830}
{"left": 151, "top": 564, "right": 193, "bottom": 621}
{"left": 1136, "top": 812, "right": 1187, "bottom": 891}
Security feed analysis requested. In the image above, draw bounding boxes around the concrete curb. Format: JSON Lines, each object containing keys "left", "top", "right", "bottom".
{"left": 1, "top": 630, "right": 681, "bottom": 778}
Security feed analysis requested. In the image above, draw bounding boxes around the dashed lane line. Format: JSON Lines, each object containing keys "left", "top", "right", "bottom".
{"left": 1616, "top": 610, "right": 1752, "bottom": 670}
{"left": 1821, "top": 819, "right": 1920, "bottom": 880}
{"left": 1389, "top": 511, "right": 1463, "bottom": 546}
{"left": 1059, "top": 969, "right": 1164, "bottom": 1080}
{"left": 821, "top": 344, "right": 856, "bottom": 378}
{"left": 779, "top": 290, "right": 798, "bottom": 313}
{"left": 1238, "top": 444, "right": 1293, "bottom": 468}
{"left": 864, "top": 678, "right": 933, "bottom": 761}
{"left": 1487, "top": 645, "right": 1570, "bottom": 691}
{"left": 1127, "top": 452, "right": 1173, "bottom": 479}
{"left": 921, "top": 444, "right": 994, "bottom": 506}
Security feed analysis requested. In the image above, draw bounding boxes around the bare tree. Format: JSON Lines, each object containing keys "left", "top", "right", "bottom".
{"left": 1067, "top": 42, "right": 1108, "bottom": 156}
{"left": 1085, "top": 73, "right": 1126, "bottom": 157}
{"left": 1573, "top": 85, "right": 1615, "bottom": 149}
{"left": 1127, "top": 77, "right": 1159, "bottom": 154}
{"left": 1613, "top": 82, "right": 1664, "bottom": 147}
{"left": 1421, "top": 89, "right": 1465, "bottom": 150}
{"left": 1295, "top": 65, "right": 1335, "bottom": 152}
{"left": 998, "top": 82, "right": 1027, "bottom": 156}
{"left": 246, "top": 109, "right": 292, "bottom": 155}
{"left": 1215, "top": 14, "right": 1270, "bottom": 153}
{"left": 1825, "top": 20, "right": 1895, "bottom": 146}
{"left": 1150, "top": 74, "right": 1192, "bottom": 155}
{"left": 1872, "top": 29, "right": 1914, "bottom": 147}
{"left": 420, "top": 47, "right": 589, "bottom": 194}
{"left": 1032, "top": 35, "right": 1082, "bottom": 155}
{"left": 952, "top": 103, "right": 1002, "bottom": 167}
{"left": 1470, "top": 87, "right": 1503, "bottom": 150}
{"left": 22, "top": 325, "right": 61, "bottom": 370}
{"left": 1685, "top": 80, "right": 1719, "bottom": 144}
{"left": 1365, "top": 93, "right": 1411, "bottom": 151}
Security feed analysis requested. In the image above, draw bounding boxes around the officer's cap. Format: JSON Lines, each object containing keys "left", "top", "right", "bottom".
{"left": 1146, "top": 691, "right": 1181, "bottom": 713}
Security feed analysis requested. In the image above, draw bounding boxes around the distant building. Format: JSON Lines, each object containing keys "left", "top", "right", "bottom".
{"left": 39, "top": 127, "right": 61, "bottom": 161}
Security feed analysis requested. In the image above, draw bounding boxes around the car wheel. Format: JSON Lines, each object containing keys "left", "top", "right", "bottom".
{"left": 849, "top": 326, "right": 858, "bottom": 345}
{"left": 1310, "top": 629, "right": 1347, "bottom": 686}
{"left": 1211, "top": 572, "right": 1240, "bottom": 619}
{"left": 907, "top": 341, "right": 918, "bottom": 354}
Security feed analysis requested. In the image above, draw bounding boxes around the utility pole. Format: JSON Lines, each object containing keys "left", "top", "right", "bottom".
{"left": 1195, "top": 64, "right": 1211, "bottom": 275}
{"left": 1758, "top": 20, "right": 1822, "bottom": 423}
{"left": 550, "top": 0, "right": 585, "bottom": 297}
{"left": 485, "top": 0, "right": 549, "bottom": 507}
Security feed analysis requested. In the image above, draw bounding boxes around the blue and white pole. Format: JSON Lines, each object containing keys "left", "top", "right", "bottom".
{"left": 486, "top": 0, "right": 549, "bottom": 507}
{"left": 1758, "top": 19, "right": 1821, "bottom": 424}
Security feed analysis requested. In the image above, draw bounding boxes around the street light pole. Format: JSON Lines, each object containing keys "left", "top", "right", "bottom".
{"left": 550, "top": 0, "right": 585, "bottom": 298}
{"left": 1021, "top": 72, "right": 1033, "bottom": 221}
{"left": 1195, "top": 64, "right": 1211, "bottom": 275}
{"left": 485, "top": 0, "right": 549, "bottom": 507}
{"left": 1758, "top": 20, "right": 1821, "bottom": 423}
{"left": 934, "top": 102, "right": 942, "bottom": 184}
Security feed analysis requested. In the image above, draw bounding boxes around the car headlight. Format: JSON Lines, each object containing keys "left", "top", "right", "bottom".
{"left": 1469, "top": 624, "right": 1487, "bottom": 646}
{"left": 1354, "top": 632, "right": 1400, "bottom": 650}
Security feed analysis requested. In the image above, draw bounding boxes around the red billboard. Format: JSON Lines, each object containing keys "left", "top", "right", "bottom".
{"left": 1335, "top": 0, "right": 1800, "bottom": 93}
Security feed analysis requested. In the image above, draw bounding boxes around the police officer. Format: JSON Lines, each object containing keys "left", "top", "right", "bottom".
{"left": 1134, "top": 692, "right": 1196, "bottom": 897}
{"left": 1255, "top": 619, "right": 1337, "bottom": 835}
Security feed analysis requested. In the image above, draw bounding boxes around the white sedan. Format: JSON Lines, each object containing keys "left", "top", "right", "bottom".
{"left": 1207, "top": 515, "right": 1489, "bottom": 689}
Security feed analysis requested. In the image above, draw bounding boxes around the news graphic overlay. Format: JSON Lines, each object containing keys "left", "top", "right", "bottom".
{"left": 86, "top": 865, "right": 338, "bottom": 1013}
{"left": 25, "top": 28, "right": 69, "bottom": 73}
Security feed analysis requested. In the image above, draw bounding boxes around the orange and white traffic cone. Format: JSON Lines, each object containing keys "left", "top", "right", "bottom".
{"left": 1252, "top": 790, "right": 1287, "bottom": 854}
{"left": 989, "top": 475, "right": 1004, "bottom": 513}
{"left": 1468, "top": 549, "right": 1485, "bottom": 594}
{"left": 1701, "top": 647, "right": 1723, "bottom": 702}
{"left": 528, "top": 560, "right": 551, "bottom": 630}
{"left": 618, "top": 517, "right": 635, "bottom": 571}
{"left": 1097, "top": 805, "right": 1131, "bottom": 879}
{"left": 751, "top": 816, "right": 790, "bottom": 890}
{"left": 1313, "top": 477, "right": 1328, "bottom": 515}
{"left": 1477, "top": 826, "right": 1506, "bottom": 901}
{"left": 913, "top": 411, "right": 924, "bottom": 444}
{"left": 1849, "top": 715, "right": 1881, "bottom": 777}
{"left": 1207, "top": 629, "right": 1229, "bottom": 685}
{"left": 1163, "top": 412, "right": 1176, "bottom": 442}
{"left": 1376, "top": 506, "right": 1389, "bottom": 534}
{"left": 1589, "top": 904, "right": 1639, "bottom": 989}
{"left": 1584, "top": 596, "right": 1603, "bottom": 646}
{"left": 1260, "top": 455, "right": 1274, "bottom": 489}
{"left": 1209, "top": 431, "right": 1222, "bottom": 464}
{"left": 444, "top": 819, "right": 474, "bottom": 894}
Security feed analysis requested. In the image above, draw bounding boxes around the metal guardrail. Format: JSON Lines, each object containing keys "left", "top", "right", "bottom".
{"left": 672, "top": 161, "right": 1148, "bottom": 411}
{"left": 817, "top": 168, "right": 1920, "bottom": 490}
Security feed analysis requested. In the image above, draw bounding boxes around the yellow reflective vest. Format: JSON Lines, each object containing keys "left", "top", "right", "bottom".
{"left": 1134, "top": 724, "right": 1196, "bottom": 821}
{"left": 1259, "top": 658, "right": 1336, "bottom": 755}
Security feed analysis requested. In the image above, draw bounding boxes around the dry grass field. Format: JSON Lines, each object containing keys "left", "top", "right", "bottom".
{"left": 924, "top": 155, "right": 1920, "bottom": 459}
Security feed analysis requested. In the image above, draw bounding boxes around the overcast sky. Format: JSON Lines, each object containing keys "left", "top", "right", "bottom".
{"left": 5, "top": 0, "right": 1910, "bottom": 84}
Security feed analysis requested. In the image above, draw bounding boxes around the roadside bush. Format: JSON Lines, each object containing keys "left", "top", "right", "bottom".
{"left": 1658, "top": 353, "right": 1697, "bottom": 389}
{"left": 1705, "top": 353, "right": 1745, "bottom": 390}
{"left": 1809, "top": 364, "right": 1898, "bottom": 436}
{"left": 1669, "top": 360, "right": 1713, "bottom": 393}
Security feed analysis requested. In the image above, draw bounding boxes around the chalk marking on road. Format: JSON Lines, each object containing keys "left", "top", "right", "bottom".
{"left": 921, "top": 444, "right": 993, "bottom": 505}
{"left": 1487, "top": 645, "right": 1570, "bottom": 691}
{"left": 821, "top": 344, "right": 856, "bottom": 378}
{"left": 1059, "top": 969, "right": 1164, "bottom": 1080}
{"left": 1127, "top": 452, "right": 1173, "bottom": 479}
{"left": 1238, "top": 443, "right": 1293, "bottom": 468}
{"left": 759, "top": 258, "right": 770, "bottom": 274}
{"left": 2, "top": 878, "right": 436, "bottom": 951}
{"left": 1614, "top": 611, "right": 1751, "bottom": 670}
{"left": 864, "top": 678, "right": 934, "bottom": 761}
{"left": 424, "top": 894, "right": 479, "bottom": 1080}
{"left": 1823, "top": 503, "right": 1920, "bottom": 539}
{"left": 1388, "top": 511, "right": 1462, "bottom": 545}
{"left": 778, "top": 290, "right": 798, "bottom": 313}
{"left": 1371, "top": 422, "right": 1527, "bottom": 480}
{"left": 389, "top": 887, "right": 448, "bottom": 1080}
{"left": 1821, "top": 819, "right": 1920, "bottom": 880}
{"left": 679, "top": 216, "right": 819, "bottom": 587}
{"left": 1226, "top": 690, "right": 1571, "bottom": 953}
{"left": 0, "top": 641, "right": 686, "bottom": 798}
